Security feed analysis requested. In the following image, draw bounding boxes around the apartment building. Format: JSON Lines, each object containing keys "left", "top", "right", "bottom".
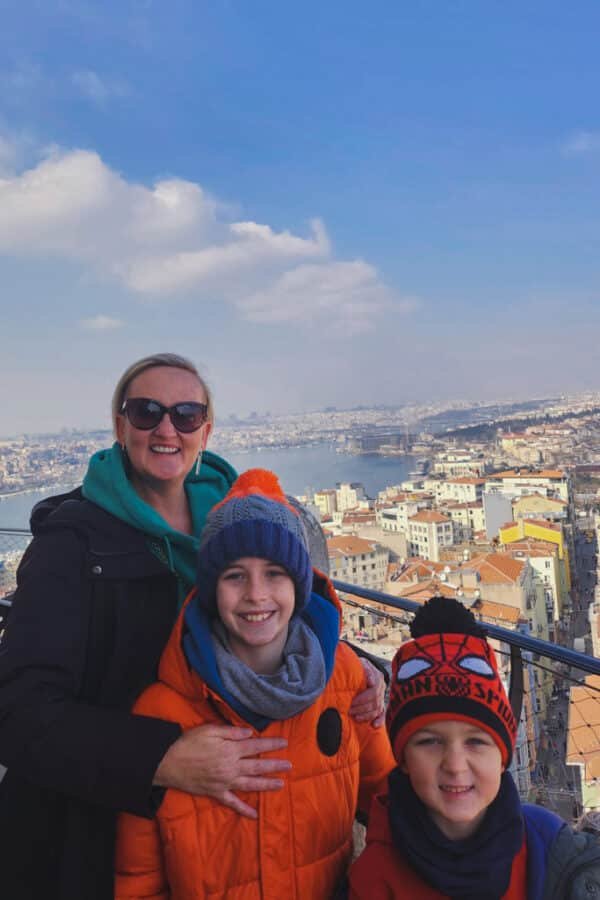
{"left": 313, "top": 489, "right": 337, "bottom": 518}
{"left": 408, "top": 510, "right": 454, "bottom": 561}
{"left": 335, "top": 482, "right": 367, "bottom": 512}
{"left": 512, "top": 492, "right": 569, "bottom": 523}
{"left": 499, "top": 517, "right": 571, "bottom": 593}
{"left": 502, "top": 538, "right": 568, "bottom": 631}
{"left": 327, "top": 535, "right": 389, "bottom": 591}
{"left": 485, "top": 468, "right": 571, "bottom": 504}
{"left": 437, "top": 477, "right": 486, "bottom": 504}
{"left": 432, "top": 451, "right": 487, "bottom": 477}
{"left": 440, "top": 501, "right": 485, "bottom": 542}
{"left": 377, "top": 492, "right": 432, "bottom": 534}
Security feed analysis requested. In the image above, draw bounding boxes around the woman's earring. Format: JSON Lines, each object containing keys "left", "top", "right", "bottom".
{"left": 195, "top": 451, "right": 203, "bottom": 476}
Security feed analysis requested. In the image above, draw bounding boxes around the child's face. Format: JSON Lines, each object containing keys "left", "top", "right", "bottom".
{"left": 401, "top": 720, "right": 503, "bottom": 841}
{"left": 216, "top": 557, "right": 295, "bottom": 673}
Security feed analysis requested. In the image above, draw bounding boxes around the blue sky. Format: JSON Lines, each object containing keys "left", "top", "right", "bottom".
{"left": 2, "top": 1, "right": 600, "bottom": 434}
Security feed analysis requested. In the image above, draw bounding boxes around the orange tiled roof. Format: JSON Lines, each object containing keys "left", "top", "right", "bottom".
{"left": 472, "top": 599, "right": 521, "bottom": 625}
{"left": 342, "top": 510, "right": 376, "bottom": 524}
{"left": 466, "top": 553, "right": 526, "bottom": 584}
{"left": 505, "top": 539, "right": 558, "bottom": 557}
{"left": 409, "top": 510, "right": 450, "bottom": 524}
{"left": 522, "top": 518, "right": 560, "bottom": 532}
{"left": 567, "top": 675, "right": 600, "bottom": 780}
{"left": 391, "top": 560, "right": 448, "bottom": 583}
{"left": 399, "top": 579, "right": 460, "bottom": 602}
{"left": 327, "top": 535, "right": 379, "bottom": 557}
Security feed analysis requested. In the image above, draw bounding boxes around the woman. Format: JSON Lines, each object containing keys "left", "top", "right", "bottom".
{"left": 0, "top": 353, "right": 384, "bottom": 900}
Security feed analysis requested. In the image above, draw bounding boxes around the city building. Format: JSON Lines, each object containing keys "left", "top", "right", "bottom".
{"left": 432, "top": 451, "right": 487, "bottom": 477}
{"left": 335, "top": 482, "right": 368, "bottom": 513}
{"left": 326, "top": 535, "right": 389, "bottom": 592}
{"left": 502, "top": 538, "right": 568, "bottom": 633}
{"left": 499, "top": 518, "right": 572, "bottom": 595}
{"left": 376, "top": 492, "right": 432, "bottom": 534}
{"left": 439, "top": 501, "right": 485, "bottom": 542}
{"left": 485, "top": 468, "right": 571, "bottom": 504}
{"left": 313, "top": 489, "right": 337, "bottom": 518}
{"left": 407, "top": 510, "right": 454, "bottom": 561}
{"left": 437, "top": 476, "right": 486, "bottom": 504}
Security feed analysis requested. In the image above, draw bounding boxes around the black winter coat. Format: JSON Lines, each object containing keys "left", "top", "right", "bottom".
{"left": 0, "top": 489, "right": 182, "bottom": 900}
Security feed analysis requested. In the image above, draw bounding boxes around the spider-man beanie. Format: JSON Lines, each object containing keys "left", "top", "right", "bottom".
{"left": 386, "top": 596, "right": 518, "bottom": 767}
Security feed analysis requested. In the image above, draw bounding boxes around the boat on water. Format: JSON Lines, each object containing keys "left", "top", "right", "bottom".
{"left": 406, "top": 457, "right": 430, "bottom": 478}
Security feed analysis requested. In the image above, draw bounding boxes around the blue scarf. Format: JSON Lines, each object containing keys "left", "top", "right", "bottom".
{"left": 387, "top": 769, "right": 524, "bottom": 900}
{"left": 183, "top": 586, "right": 339, "bottom": 730}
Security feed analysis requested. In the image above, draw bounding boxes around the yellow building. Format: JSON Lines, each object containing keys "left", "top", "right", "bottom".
{"left": 499, "top": 517, "right": 571, "bottom": 591}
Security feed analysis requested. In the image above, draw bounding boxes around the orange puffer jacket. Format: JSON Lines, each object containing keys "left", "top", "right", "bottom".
{"left": 115, "top": 574, "right": 395, "bottom": 900}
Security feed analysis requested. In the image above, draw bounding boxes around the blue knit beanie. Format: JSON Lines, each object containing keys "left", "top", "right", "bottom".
{"left": 197, "top": 469, "right": 313, "bottom": 612}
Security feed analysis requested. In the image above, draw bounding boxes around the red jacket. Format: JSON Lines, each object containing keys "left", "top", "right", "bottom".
{"left": 348, "top": 793, "right": 528, "bottom": 900}
{"left": 115, "top": 576, "right": 395, "bottom": 900}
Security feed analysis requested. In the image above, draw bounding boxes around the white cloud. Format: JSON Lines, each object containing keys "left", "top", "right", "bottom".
{"left": 561, "top": 130, "right": 600, "bottom": 156}
{"left": 237, "top": 261, "right": 416, "bottom": 335}
{"left": 123, "top": 218, "right": 330, "bottom": 293}
{"left": 80, "top": 315, "right": 124, "bottom": 331}
{"left": 0, "top": 135, "right": 18, "bottom": 176}
{"left": 71, "top": 70, "right": 131, "bottom": 105}
{"left": 0, "top": 139, "right": 405, "bottom": 332}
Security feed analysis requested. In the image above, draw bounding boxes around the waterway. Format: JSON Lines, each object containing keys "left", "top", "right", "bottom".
{"left": 0, "top": 444, "right": 417, "bottom": 529}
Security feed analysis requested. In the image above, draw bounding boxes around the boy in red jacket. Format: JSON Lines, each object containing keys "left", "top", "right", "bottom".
{"left": 348, "top": 596, "right": 600, "bottom": 900}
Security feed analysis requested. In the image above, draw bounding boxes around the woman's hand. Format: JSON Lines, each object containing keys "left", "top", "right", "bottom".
{"left": 153, "top": 723, "right": 291, "bottom": 819}
{"left": 349, "top": 658, "right": 386, "bottom": 728}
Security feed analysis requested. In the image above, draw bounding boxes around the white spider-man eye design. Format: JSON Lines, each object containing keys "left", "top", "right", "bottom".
{"left": 457, "top": 655, "right": 495, "bottom": 678}
{"left": 396, "top": 658, "right": 433, "bottom": 680}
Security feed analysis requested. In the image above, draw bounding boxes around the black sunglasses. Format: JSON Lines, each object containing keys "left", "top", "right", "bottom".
{"left": 120, "top": 397, "right": 208, "bottom": 433}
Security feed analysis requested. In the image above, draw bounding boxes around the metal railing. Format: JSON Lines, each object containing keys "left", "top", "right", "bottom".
{"left": 331, "top": 579, "right": 600, "bottom": 676}
{"left": 1, "top": 530, "right": 599, "bottom": 820}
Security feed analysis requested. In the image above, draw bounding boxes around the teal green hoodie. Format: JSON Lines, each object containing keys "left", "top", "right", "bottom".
{"left": 82, "top": 443, "right": 237, "bottom": 603}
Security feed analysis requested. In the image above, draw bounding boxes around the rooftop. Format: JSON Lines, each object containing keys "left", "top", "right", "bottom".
{"left": 567, "top": 675, "right": 600, "bottom": 781}
{"left": 409, "top": 510, "right": 450, "bottom": 524}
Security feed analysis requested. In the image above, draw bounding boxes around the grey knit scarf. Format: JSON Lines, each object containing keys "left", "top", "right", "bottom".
{"left": 211, "top": 616, "right": 327, "bottom": 720}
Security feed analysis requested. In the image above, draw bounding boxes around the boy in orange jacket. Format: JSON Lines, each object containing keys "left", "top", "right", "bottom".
{"left": 115, "top": 469, "right": 394, "bottom": 900}
{"left": 348, "top": 596, "right": 600, "bottom": 900}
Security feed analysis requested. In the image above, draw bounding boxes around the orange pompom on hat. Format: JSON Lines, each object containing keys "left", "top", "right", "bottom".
{"left": 386, "top": 596, "right": 518, "bottom": 767}
{"left": 196, "top": 468, "right": 313, "bottom": 612}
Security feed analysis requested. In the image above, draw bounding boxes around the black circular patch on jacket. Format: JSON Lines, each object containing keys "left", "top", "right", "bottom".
{"left": 317, "top": 708, "right": 342, "bottom": 756}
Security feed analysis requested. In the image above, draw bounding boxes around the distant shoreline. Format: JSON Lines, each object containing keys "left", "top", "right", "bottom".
{"left": 0, "top": 484, "right": 75, "bottom": 501}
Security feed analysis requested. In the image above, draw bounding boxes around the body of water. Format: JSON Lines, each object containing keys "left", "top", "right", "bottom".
{"left": 0, "top": 444, "right": 418, "bottom": 529}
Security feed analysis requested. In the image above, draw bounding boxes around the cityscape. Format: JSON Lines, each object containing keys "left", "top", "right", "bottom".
{"left": 1, "top": 390, "right": 600, "bottom": 823}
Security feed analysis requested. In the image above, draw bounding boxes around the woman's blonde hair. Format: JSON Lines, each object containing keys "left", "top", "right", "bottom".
{"left": 111, "top": 353, "right": 214, "bottom": 436}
